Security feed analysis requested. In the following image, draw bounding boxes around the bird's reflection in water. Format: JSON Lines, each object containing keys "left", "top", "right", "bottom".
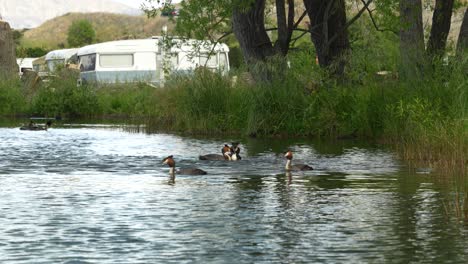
{"left": 286, "top": 171, "right": 292, "bottom": 185}
{"left": 168, "top": 173, "right": 175, "bottom": 185}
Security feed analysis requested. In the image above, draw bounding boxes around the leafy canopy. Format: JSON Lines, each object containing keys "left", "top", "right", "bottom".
{"left": 67, "top": 20, "right": 96, "bottom": 47}
{"left": 142, "top": 0, "right": 252, "bottom": 42}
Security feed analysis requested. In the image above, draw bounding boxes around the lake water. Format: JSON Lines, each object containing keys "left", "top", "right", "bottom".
{"left": 0, "top": 124, "right": 466, "bottom": 263}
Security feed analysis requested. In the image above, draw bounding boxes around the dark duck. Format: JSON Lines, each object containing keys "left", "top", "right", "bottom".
{"left": 163, "top": 155, "right": 207, "bottom": 175}
{"left": 284, "top": 150, "right": 313, "bottom": 171}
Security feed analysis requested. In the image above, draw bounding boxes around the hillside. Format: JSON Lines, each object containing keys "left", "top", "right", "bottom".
{"left": 22, "top": 12, "right": 174, "bottom": 49}
{"left": 0, "top": 0, "right": 140, "bottom": 29}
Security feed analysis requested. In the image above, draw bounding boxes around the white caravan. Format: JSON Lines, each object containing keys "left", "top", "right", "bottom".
{"left": 16, "top": 58, "right": 35, "bottom": 76}
{"left": 45, "top": 48, "right": 78, "bottom": 72}
{"left": 77, "top": 37, "right": 230, "bottom": 85}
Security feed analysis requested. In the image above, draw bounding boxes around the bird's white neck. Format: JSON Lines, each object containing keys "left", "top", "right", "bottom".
{"left": 169, "top": 167, "right": 175, "bottom": 175}
{"left": 231, "top": 153, "right": 238, "bottom": 161}
{"left": 285, "top": 159, "right": 292, "bottom": 170}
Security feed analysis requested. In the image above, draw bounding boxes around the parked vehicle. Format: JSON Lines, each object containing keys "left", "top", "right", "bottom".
{"left": 32, "top": 56, "right": 49, "bottom": 77}
{"left": 16, "top": 58, "right": 35, "bottom": 76}
{"left": 77, "top": 37, "right": 230, "bottom": 85}
{"left": 45, "top": 48, "right": 79, "bottom": 72}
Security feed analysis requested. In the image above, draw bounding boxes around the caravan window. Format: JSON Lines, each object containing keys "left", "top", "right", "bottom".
{"left": 47, "top": 59, "right": 65, "bottom": 72}
{"left": 80, "top": 54, "right": 96, "bottom": 72}
{"left": 100, "top": 54, "right": 133, "bottom": 68}
{"left": 199, "top": 53, "right": 217, "bottom": 67}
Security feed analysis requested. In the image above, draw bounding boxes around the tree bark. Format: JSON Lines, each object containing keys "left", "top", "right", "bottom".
{"left": 274, "top": 0, "right": 295, "bottom": 55}
{"left": 427, "top": 0, "right": 454, "bottom": 57}
{"left": 399, "top": 0, "right": 425, "bottom": 79}
{"left": 456, "top": 8, "right": 468, "bottom": 57}
{"left": 303, "top": 0, "right": 350, "bottom": 75}
{"left": 0, "top": 21, "right": 18, "bottom": 78}
{"left": 232, "top": 0, "right": 275, "bottom": 64}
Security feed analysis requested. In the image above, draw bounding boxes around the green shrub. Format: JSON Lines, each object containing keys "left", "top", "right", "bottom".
{"left": 0, "top": 77, "right": 27, "bottom": 115}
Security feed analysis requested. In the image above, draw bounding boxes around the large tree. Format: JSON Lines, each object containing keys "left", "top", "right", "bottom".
{"left": 427, "top": 0, "right": 455, "bottom": 57}
{"left": 232, "top": 0, "right": 275, "bottom": 64}
{"left": 457, "top": 8, "right": 468, "bottom": 57}
{"left": 303, "top": 0, "right": 350, "bottom": 75}
{"left": 399, "top": 0, "right": 425, "bottom": 78}
{"left": 143, "top": 0, "right": 372, "bottom": 78}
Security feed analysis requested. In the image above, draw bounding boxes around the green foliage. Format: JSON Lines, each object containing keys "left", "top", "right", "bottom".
{"left": 142, "top": 0, "right": 176, "bottom": 18}
{"left": 67, "top": 20, "right": 96, "bottom": 47}
{"left": 174, "top": 0, "right": 232, "bottom": 40}
{"left": 30, "top": 70, "right": 100, "bottom": 118}
{"left": 16, "top": 47, "right": 49, "bottom": 58}
{"left": 369, "top": 0, "right": 400, "bottom": 33}
{"left": 0, "top": 78, "right": 27, "bottom": 115}
{"left": 228, "top": 46, "right": 244, "bottom": 69}
{"left": 12, "top": 30, "right": 23, "bottom": 45}
{"left": 95, "top": 83, "right": 157, "bottom": 117}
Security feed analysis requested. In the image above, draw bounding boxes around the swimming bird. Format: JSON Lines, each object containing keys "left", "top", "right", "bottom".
{"left": 199, "top": 144, "right": 232, "bottom": 160}
{"left": 284, "top": 150, "right": 313, "bottom": 171}
{"left": 230, "top": 142, "right": 242, "bottom": 160}
{"left": 163, "top": 155, "right": 207, "bottom": 175}
{"left": 20, "top": 120, "right": 52, "bottom": 131}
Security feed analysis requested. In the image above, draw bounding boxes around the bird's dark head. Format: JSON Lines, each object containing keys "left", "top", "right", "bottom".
{"left": 284, "top": 150, "right": 293, "bottom": 160}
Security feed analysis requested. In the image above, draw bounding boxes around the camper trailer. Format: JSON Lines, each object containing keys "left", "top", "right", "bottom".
{"left": 45, "top": 48, "right": 78, "bottom": 72}
{"left": 16, "top": 58, "right": 35, "bottom": 76}
{"left": 77, "top": 37, "right": 230, "bottom": 85}
{"left": 32, "top": 56, "right": 49, "bottom": 77}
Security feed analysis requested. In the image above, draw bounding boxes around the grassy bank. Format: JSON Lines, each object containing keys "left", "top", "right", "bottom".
{"left": 0, "top": 53, "right": 466, "bottom": 173}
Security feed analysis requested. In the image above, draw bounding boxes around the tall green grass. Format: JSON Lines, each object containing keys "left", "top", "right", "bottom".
{"left": 29, "top": 69, "right": 100, "bottom": 118}
{"left": 0, "top": 77, "right": 27, "bottom": 116}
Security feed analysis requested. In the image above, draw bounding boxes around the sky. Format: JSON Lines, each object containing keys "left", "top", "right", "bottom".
{"left": 111, "top": 0, "right": 180, "bottom": 9}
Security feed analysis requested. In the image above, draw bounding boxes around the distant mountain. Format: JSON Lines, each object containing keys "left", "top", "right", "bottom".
{"left": 0, "top": 0, "right": 141, "bottom": 29}
{"left": 22, "top": 12, "right": 173, "bottom": 49}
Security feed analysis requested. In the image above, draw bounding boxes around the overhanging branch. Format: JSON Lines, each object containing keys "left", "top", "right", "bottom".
{"left": 328, "top": 0, "right": 374, "bottom": 45}
{"left": 360, "top": 0, "right": 398, "bottom": 35}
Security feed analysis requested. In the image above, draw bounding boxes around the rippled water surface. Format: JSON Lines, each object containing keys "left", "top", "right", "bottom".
{"left": 0, "top": 125, "right": 466, "bottom": 263}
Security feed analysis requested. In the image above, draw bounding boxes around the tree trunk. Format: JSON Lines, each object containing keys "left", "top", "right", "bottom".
{"left": 0, "top": 21, "right": 18, "bottom": 78}
{"left": 232, "top": 0, "right": 274, "bottom": 64}
{"left": 303, "top": 0, "right": 350, "bottom": 76}
{"left": 232, "top": 0, "right": 283, "bottom": 81}
{"left": 427, "top": 0, "right": 454, "bottom": 57}
{"left": 456, "top": 8, "right": 468, "bottom": 57}
{"left": 274, "top": 0, "right": 294, "bottom": 55}
{"left": 399, "top": 0, "right": 425, "bottom": 79}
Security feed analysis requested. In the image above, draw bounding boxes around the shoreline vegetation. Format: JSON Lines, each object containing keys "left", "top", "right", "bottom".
{"left": 1, "top": 50, "right": 466, "bottom": 175}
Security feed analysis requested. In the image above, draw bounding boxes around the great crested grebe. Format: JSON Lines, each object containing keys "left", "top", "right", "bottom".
{"left": 230, "top": 142, "right": 242, "bottom": 160}
{"left": 199, "top": 144, "right": 232, "bottom": 160}
{"left": 163, "top": 155, "right": 207, "bottom": 175}
{"left": 284, "top": 150, "right": 313, "bottom": 171}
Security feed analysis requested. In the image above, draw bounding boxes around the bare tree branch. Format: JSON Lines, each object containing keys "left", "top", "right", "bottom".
{"left": 360, "top": 0, "right": 398, "bottom": 35}
{"left": 293, "top": 11, "right": 307, "bottom": 30}
{"left": 328, "top": 0, "right": 374, "bottom": 45}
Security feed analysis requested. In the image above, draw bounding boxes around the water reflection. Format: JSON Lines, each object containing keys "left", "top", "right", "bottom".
{"left": 0, "top": 125, "right": 466, "bottom": 263}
